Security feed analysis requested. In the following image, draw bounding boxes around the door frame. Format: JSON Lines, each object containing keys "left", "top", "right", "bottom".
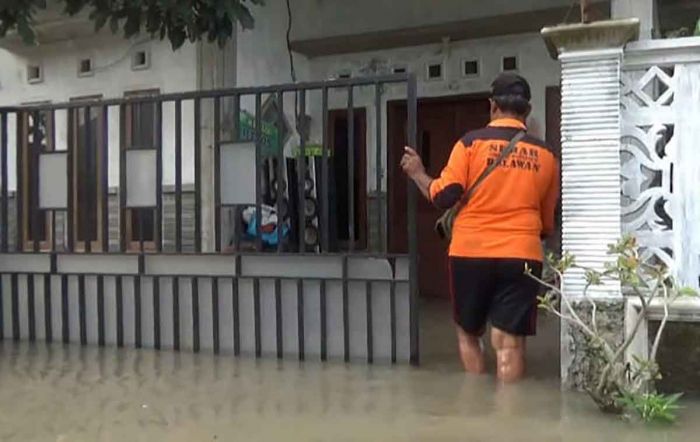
{"left": 387, "top": 93, "right": 490, "bottom": 254}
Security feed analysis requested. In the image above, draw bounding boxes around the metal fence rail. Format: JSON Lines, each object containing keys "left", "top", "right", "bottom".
{"left": 0, "top": 74, "right": 420, "bottom": 364}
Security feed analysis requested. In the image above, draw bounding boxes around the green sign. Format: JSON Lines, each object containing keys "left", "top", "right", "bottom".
{"left": 238, "top": 111, "right": 284, "bottom": 157}
{"left": 291, "top": 144, "right": 332, "bottom": 158}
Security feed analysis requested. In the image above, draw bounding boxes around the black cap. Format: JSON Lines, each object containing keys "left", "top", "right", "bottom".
{"left": 491, "top": 73, "right": 531, "bottom": 101}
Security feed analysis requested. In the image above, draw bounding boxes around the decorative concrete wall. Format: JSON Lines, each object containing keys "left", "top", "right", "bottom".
{"left": 622, "top": 37, "right": 700, "bottom": 290}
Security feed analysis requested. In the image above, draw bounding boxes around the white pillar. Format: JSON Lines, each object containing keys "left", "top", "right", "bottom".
{"left": 559, "top": 48, "right": 623, "bottom": 298}
{"left": 612, "top": 0, "right": 657, "bottom": 39}
{"left": 542, "top": 19, "right": 640, "bottom": 389}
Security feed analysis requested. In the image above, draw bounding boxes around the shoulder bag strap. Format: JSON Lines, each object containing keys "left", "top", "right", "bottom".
{"left": 451, "top": 130, "right": 525, "bottom": 213}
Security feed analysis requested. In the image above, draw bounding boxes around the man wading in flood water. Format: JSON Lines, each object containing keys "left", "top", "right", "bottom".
{"left": 401, "top": 74, "right": 559, "bottom": 382}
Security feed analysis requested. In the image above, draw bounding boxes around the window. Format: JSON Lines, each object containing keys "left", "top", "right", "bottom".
{"left": 69, "top": 95, "right": 105, "bottom": 251}
{"left": 462, "top": 59, "right": 479, "bottom": 77}
{"left": 123, "top": 89, "right": 160, "bottom": 251}
{"left": 337, "top": 70, "right": 352, "bottom": 79}
{"left": 18, "top": 105, "right": 53, "bottom": 250}
{"left": 502, "top": 56, "right": 519, "bottom": 72}
{"left": 131, "top": 49, "right": 150, "bottom": 71}
{"left": 78, "top": 58, "right": 93, "bottom": 77}
{"left": 426, "top": 62, "right": 443, "bottom": 81}
{"left": 27, "top": 65, "right": 43, "bottom": 84}
{"left": 392, "top": 65, "right": 407, "bottom": 74}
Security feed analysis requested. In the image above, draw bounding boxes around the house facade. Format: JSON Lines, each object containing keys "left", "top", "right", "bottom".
{"left": 0, "top": 0, "right": 698, "bottom": 387}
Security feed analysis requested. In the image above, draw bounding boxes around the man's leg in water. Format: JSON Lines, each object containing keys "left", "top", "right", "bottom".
{"left": 491, "top": 327, "right": 526, "bottom": 382}
{"left": 456, "top": 325, "right": 486, "bottom": 374}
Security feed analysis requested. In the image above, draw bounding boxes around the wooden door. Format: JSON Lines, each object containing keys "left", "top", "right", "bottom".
{"left": 389, "top": 96, "right": 490, "bottom": 299}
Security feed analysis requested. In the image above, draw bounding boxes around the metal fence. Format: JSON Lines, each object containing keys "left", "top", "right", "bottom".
{"left": 0, "top": 74, "right": 419, "bottom": 364}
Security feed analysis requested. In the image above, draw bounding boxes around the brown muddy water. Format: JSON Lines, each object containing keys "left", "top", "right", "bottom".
{"left": 0, "top": 301, "right": 698, "bottom": 442}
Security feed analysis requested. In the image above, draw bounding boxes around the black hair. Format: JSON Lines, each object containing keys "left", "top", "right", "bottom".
{"left": 492, "top": 94, "right": 530, "bottom": 116}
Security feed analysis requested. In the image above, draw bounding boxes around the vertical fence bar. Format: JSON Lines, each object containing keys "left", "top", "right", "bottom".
{"left": 118, "top": 105, "right": 127, "bottom": 252}
{"left": 192, "top": 277, "right": 200, "bottom": 352}
{"left": 254, "top": 93, "right": 263, "bottom": 252}
{"left": 342, "top": 256, "right": 349, "bottom": 362}
{"left": 320, "top": 278, "right": 327, "bottom": 361}
{"left": 212, "top": 277, "right": 220, "bottom": 354}
{"left": 1, "top": 111, "right": 8, "bottom": 252}
{"left": 321, "top": 88, "right": 330, "bottom": 252}
{"left": 153, "top": 276, "right": 161, "bottom": 350}
{"left": 16, "top": 113, "right": 23, "bottom": 252}
{"left": 232, "top": 277, "right": 240, "bottom": 355}
{"left": 276, "top": 91, "right": 285, "bottom": 252}
{"left": 253, "top": 278, "right": 261, "bottom": 358}
{"left": 232, "top": 95, "right": 241, "bottom": 251}
{"left": 44, "top": 273, "right": 52, "bottom": 342}
{"left": 97, "top": 275, "right": 105, "bottom": 346}
{"left": 366, "top": 280, "right": 373, "bottom": 364}
{"left": 375, "top": 83, "right": 384, "bottom": 253}
{"left": 83, "top": 106, "right": 91, "bottom": 253}
{"left": 347, "top": 87, "right": 355, "bottom": 252}
{"left": 194, "top": 98, "right": 202, "bottom": 252}
{"left": 49, "top": 111, "right": 57, "bottom": 252}
{"left": 297, "top": 90, "right": 307, "bottom": 253}
{"left": 214, "top": 96, "right": 221, "bottom": 252}
{"left": 78, "top": 274, "right": 87, "bottom": 345}
{"left": 61, "top": 275, "right": 69, "bottom": 343}
{"left": 390, "top": 278, "right": 396, "bottom": 363}
{"left": 406, "top": 74, "right": 419, "bottom": 365}
{"left": 172, "top": 277, "right": 180, "bottom": 351}
{"left": 155, "top": 100, "right": 163, "bottom": 252}
{"left": 11, "top": 273, "right": 19, "bottom": 340}
{"left": 134, "top": 274, "right": 142, "bottom": 348}
{"left": 31, "top": 111, "right": 41, "bottom": 252}
{"left": 28, "top": 275, "right": 35, "bottom": 341}
{"left": 275, "top": 278, "right": 283, "bottom": 359}
{"left": 116, "top": 275, "right": 124, "bottom": 347}
{"left": 65, "top": 109, "right": 74, "bottom": 252}
{"left": 297, "top": 278, "right": 305, "bottom": 361}
{"left": 174, "top": 100, "right": 183, "bottom": 252}
{"left": 101, "top": 105, "right": 109, "bottom": 252}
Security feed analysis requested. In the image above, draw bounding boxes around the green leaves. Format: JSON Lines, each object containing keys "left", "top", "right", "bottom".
{"left": 585, "top": 269, "right": 602, "bottom": 286}
{"left": 617, "top": 392, "right": 683, "bottom": 424}
{"left": 678, "top": 286, "right": 699, "bottom": 298}
{"left": 0, "top": 0, "right": 262, "bottom": 49}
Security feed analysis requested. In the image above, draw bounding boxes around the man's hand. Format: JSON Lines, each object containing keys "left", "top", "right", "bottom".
{"left": 401, "top": 146, "right": 432, "bottom": 201}
{"left": 401, "top": 146, "right": 425, "bottom": 179}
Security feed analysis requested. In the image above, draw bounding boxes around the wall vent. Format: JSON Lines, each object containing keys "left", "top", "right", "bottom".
{"left": 78, "top": 58, "right": 94, "bottom": 77}
{"left": 27, "top": 65, "right": 43, "bottom": 84}
{"left": 132, "top": 50, "right": 150, "bottom": 71}
{"left": 426, "top": 62, "right": 443, "bottom": 81}
{"left": 502, "top": 55, "right": 519, "bottom": 72}
{"left": 462, "top": 59, "right": 479, "bottom": 77}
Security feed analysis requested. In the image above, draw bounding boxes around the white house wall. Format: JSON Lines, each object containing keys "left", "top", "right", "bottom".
{"left": 0, "top": 32, "right": 206, "bottom": 190}
{"left": 237, "top": 1, "right": 561, "bottom": 192}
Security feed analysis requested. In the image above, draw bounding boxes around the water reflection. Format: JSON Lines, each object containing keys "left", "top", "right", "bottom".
{"left": 0, "top": 340, "right": 697, "bottom": 442}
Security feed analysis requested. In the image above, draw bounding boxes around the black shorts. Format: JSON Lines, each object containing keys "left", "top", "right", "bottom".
{"left": 448, "top": 257, "right": 543, "bottom": 337}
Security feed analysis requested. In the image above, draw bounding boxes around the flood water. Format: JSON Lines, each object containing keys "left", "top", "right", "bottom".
{"left": 0, "top": 301, "right": 698, "bottom": 442}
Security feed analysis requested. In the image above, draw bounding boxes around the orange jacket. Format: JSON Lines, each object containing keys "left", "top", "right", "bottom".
{"left": 429, "top": 118, "right": 559, "bottom": 261}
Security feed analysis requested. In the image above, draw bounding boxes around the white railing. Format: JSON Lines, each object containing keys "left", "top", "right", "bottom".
{"left": 621, "top": 37, "right": 700, "bottom": 290}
